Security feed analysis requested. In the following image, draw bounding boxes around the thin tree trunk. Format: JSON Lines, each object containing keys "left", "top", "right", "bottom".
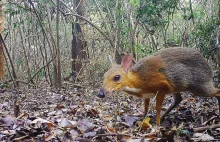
{"left": 189, "top": 0, "right": 195, "bottom": 24}
{"left": 0, "top": 0, "right": 6, "bottom": 79}
{"left": 18, "top": 26, "right": 34, "bottom": 84}
{"left": 72, "top": 0, "right": 87, "bottom": 75}
{"left": 56, "top": 0, "right": 61, "bottom": 88}
{"left": 46, "top": 4, "right": 58, "bottom": 86}
{"left": 0, "top": 34, "right": 18, "bottom": 87}
{"left": 28, "top": 0, "right": 55, "bottom": 85}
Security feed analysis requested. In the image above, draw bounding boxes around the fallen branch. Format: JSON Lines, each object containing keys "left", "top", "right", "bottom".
{"left": 202, "top": 116, "right": 218, "bottom": 126}
{"left": 193, "top": 124, "right": 220, "bottom": 132}
{"left": 95, "top": 133, "right": 131, "bottom": 137}
{"left": 16, "top": 112, "right": 28, "bottom": 119}
{"left": 12, "top": 135, "right": 28, "bottom": 142}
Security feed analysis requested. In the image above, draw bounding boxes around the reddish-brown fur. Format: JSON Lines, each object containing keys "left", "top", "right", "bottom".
{"left": 97, "top": 47, "right": 220, "bottom": 126}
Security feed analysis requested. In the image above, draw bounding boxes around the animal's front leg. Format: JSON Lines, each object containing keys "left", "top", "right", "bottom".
{"left": 156, "top": 93, "right": 166, "bottom": 126}
{"left": 144, "top": 98, "right": 150, "bottom": 116}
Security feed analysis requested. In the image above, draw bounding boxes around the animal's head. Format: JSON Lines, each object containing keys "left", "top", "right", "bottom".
{"left": 97, "top": 54, "right": 133, "bottom": 98}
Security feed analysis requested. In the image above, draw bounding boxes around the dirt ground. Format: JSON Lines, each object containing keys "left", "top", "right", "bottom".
{"left": 0, "top": 82, "right": 220, "bottom": 142}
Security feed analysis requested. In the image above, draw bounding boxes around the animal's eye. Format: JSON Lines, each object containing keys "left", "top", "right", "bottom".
{"left": 113, "top": 75, "right": 121, "bottom": 82}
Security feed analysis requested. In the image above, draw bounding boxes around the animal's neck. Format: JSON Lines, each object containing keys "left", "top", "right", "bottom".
{"left": 126, "top": 71, "right": 142, "bottom": 88}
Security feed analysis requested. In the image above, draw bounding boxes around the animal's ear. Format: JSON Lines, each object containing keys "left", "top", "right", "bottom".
{"left": 108, "top": 55, "right": 117, "bottom": 66}
{"left": 121, "top": 54, "right": 133, "bottom": 71}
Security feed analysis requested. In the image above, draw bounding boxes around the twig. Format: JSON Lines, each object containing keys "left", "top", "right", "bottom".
{"left": 56, "top": 0, "right": 114, "bottom": 48}
{"left": 193, "top": 124, "right": 220, "bottom": 132}
{"left": 12, "top": 135, "right": 28, "bottom": 142}
{"left": 93, "top": 133, "right": 131, "bottom": 142}
{"left": 16, "top": 112, "right": 28, "bottom": 119}
{"left": 28, "top": 59, "right": 53, "bottom": 84}
{"left": 95, "top": 133, "right": 131, "bottom": 137}
{"left": 202, "top": 116, "right": 218, "bottom": 126}
{"left": 63, "top": 82, "right": 85, "bottom": 88}
{"left": 75, "top": 63, "right": 86, "bottom": 82}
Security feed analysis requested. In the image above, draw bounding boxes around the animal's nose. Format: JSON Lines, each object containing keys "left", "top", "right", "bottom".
{"left": 97, "top": 88, "right": 106, "bottom": 98}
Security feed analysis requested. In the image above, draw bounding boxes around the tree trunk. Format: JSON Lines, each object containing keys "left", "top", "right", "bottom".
{"left": 0, "top": 0, "right": 6, "bottom": 79}
{"left": 56, "top": 0, "right": 61, "bottom": 88}
{"left": 71, "top": 0, "right": 87, "bottom": 76}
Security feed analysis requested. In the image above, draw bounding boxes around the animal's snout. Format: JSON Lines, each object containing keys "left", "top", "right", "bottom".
{"left": 97, "top": 88, "right": 106, "bottom": 98}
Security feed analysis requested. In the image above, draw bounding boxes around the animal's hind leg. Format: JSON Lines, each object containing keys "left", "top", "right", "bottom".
{"left": 216, "top": 96, "right": 220, "bottom": 116}
{"left": 161, "top": 93, "right": 182, "bottom": 122}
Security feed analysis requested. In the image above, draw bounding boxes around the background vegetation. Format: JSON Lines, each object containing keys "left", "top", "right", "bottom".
{"left": 0, "top": 0, "right": 220, "bottom": 141}
{"left": 0, "top": 0, "right": 219, "bottom": 88}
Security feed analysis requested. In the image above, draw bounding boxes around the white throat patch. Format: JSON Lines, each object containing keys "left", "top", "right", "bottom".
{"left": 123, "top": 86, "right": 156, "bottom": 99}
{"left": 123, "top": 86, "right": 142, "bottom": 93}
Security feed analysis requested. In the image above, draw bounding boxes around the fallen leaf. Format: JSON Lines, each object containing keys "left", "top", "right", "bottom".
{"left": 31, "top": 117, "right": 55, "bottom": 131}
{"left": 106, "top": 123, "right": 116, "bottom": 133}
{"left": 0, "top": 115, "right": 16, "bottom": 127}
{"left": 44, "top": 132, "right": 56, "bottom": 141}
{"left": 127, "top": 138, "right": 145, "bottom": 142}
{"left": 137, "top": 117, "right": 152, "bottom": 130}
{"left": 75, "top": 138, "right": 93, "bottom": 142}
{"left": 60, "top": 118, "right": 76, "bottom": 128}
{"left": 70, "top": 129, "right": 79, "bottom": 136}
{"left": 122, "top": 116, "right": 139, "bottom": 126}
{"left": 0, "top": 134, "right": 6, "bottom": 141}
{"left": 56, "top": 104, "right": 65, "bottom": 109}
{"left": 192, "top": 133, "right": 214, "bottom": 141}
{"left": 83, "top": 131, "right": 96, "bottom": 138}
{"left": 0, "top": 130, "right": 16, "bottom": 135}
{"left": 32, "top": 117, "right": 52, "bottom": 124}
{"left": 77, "top": 119, "right": 95, "bottom": 133}
{"left": 102, "top": 115, "right": 113, "bottom": 121}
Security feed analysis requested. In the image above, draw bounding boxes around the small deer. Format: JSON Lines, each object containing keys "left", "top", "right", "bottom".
{"left": 97, "top": 47, "right": 220, "bottom": 126}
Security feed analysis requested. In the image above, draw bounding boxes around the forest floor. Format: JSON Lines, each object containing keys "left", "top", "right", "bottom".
{"left": 0, "top": 81, "right": 220, "bottom": 142}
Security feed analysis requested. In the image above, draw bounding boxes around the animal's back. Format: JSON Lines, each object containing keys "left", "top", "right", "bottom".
{"left": 157, "top": 47, "right": 217, "bottom": 96}
{"left": 131, "top": 47, "right": 218, "bottom": 96}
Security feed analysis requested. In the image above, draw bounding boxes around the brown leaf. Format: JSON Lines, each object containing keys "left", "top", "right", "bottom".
{"left": 102, "top": 115, "right": 113, "bottom": 121}
{"left": 192, "top": 133, "right": 214, "bottom": 141}
{"left": 56, "top": 104, "right": 65, "bottom": 109}
{"left": 106, "top": 124, "right": 116, "bottom": 133}
{"left": 77, "top": 119, "right": 95, "bottom": 133}
{"left": 31, "top": 117, "right": 55, "bottom": 131}
{"left": 60, "top": 118, "right": 77, "bottom": 128}
{"left": 0, "top": 115, "right": 16, "bottom": 127}
{"left": 83, "top": 131, "right": 96, "bottom": 138}
{"left": 44, "top": 132, "right": 56, "bottom": 141}
{"left": 70, "top": 129, "right": 79, "bottom": 136}
{"left": 0, "top": 130, "right": 16, "bottom": 135}
{"left": 75, "top": 138, "right": 93, "bottom": 142}
{"left": 122, "top": 116, "right": 139, "bottom": 126}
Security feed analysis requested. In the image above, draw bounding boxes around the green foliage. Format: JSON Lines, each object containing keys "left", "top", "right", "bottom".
{"left": 129, "top": 0, "right": 139, "bottom": 7}
{"left": 137, "top": 0, "right": 179, "bottom": 27}
{"left": 13, "top": 21, "right": 23, "bottom": 28}
{"left": 38, "top": 69, "right": 46, "bottom": 78}
{"left": 6, "top": 3, "right": 34, "bottom": 29}
{"left": 167, "top": 36, "right": 181, "bottom": 46}
{"left": 6, "top": 6, "right": 21, "bottom": 16}
{"left": 136, "top": 44, "right": 150, "bottom": 56}
{"left": 189, "top": 17, "right": 220, "bottom": 57}
{"left": 101, "top": 1, "right": 115, "bottom": 13}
